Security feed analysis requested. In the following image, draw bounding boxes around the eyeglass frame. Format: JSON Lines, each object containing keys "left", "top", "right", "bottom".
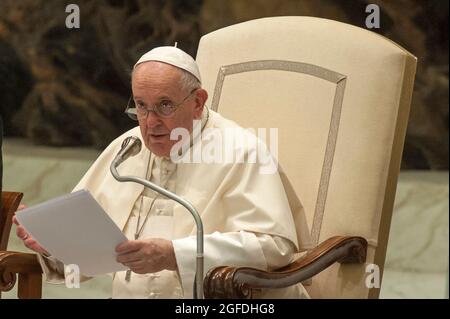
{"left": 124, "top": 88, "right": 198, "bottom": 120}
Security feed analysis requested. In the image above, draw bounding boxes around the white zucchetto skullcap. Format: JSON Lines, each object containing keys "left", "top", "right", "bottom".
{"left": 134, "top": 46, "right": 201, "bottom": 83}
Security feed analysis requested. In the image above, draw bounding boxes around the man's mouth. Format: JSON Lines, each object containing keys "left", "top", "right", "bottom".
{"left": 150, "top": 133, "right": 168, "bottom": 137}
{"left": 148, "top": 133, "right": 169, "bottom": 142}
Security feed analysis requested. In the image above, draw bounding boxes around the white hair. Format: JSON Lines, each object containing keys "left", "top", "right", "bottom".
{"left": 178, "top": 68, "right": 201, "bottom": 93}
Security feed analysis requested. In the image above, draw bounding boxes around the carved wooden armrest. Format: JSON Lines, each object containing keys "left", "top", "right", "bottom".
{"left": 203, "top": 236, "right": 367, "bottom": 299}
{"left": 0, "top": 251, "right": 43, "bottom": 298}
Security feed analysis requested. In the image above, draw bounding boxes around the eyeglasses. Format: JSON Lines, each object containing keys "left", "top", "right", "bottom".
{"left": 125, "top": 89, "right": 197, "bottom": 120}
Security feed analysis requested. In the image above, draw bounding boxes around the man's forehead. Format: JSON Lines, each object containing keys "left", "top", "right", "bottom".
{"left": 132, "top": 67, "right": 183, "bottom": 102}
{"left": 132, "top": 62, "right": 183, "bottom": 89}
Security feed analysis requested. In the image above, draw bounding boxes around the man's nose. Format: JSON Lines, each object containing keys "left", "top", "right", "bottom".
{"left": 145, "top": 110, "right": 162, "bottom": 127}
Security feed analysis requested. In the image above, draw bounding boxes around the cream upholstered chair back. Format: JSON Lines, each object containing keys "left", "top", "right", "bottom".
{"left": 196, "top": 16, "right": 416, "bottom": 298}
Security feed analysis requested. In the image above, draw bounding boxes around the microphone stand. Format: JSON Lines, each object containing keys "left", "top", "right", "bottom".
{"left": 110, "top": 153, "right": 204, "bottom": 299}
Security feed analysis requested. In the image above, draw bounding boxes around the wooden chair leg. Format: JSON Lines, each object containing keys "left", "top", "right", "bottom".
{"left": 18, "top": 272, "right": 42, "bottom": 299}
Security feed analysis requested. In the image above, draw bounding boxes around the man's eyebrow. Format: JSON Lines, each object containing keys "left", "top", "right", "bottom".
{"left": 133, "top": 95, "right": 173, "bottom": 101}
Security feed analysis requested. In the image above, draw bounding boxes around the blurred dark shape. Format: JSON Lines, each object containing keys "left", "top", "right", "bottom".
{"left": 0, "top": 0, "right": 447, "bottom": 168}
{"left": 0, "top": 113, "right": 2, "bottom": 213}
{"left": 0, "top": 39, "right": 33, "bottom": 137}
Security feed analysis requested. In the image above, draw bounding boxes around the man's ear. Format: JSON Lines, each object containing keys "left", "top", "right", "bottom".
{"left": 194, "top": 89, "right": 208, "bottom": 118}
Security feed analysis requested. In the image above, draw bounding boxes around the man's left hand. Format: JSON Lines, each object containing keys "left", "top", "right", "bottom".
{"left": 116, "top": 238, "right": 177, "bottom": 274}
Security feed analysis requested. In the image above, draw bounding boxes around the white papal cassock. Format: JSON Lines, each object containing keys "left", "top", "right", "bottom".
{"left": 38, "top": 107, "right": 313, "bottom": 298}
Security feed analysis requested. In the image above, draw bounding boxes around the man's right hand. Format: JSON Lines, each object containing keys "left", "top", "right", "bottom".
{"left": 13, "top": 204, "right": 50, "bottom": 256}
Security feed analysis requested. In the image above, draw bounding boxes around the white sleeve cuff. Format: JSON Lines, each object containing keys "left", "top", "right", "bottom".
{"left": 36, "top": 253, "right": 65, "bottom": 284}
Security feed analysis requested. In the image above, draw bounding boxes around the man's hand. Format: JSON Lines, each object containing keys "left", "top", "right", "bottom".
{"left": 13, "top": 204, "right": 50, "bottom": 256}
{"left": 116, "top": 238, "right": 177, "bottom": 274}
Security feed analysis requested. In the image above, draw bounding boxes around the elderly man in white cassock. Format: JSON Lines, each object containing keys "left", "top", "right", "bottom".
{"left": 15, "top": 46, "right": 312, "bottom": 298}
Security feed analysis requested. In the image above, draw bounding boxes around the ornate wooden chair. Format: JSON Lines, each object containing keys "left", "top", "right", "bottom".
{"left": 0, "top": 192, "right": 42, "bottom": 298}
{"left": 197, "top": 16, "right": 416, "bottom": 298}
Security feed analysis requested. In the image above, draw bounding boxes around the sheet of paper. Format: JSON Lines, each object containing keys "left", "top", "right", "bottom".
{"left": 15, "top": 190, "right": 128, "bottom": 276}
